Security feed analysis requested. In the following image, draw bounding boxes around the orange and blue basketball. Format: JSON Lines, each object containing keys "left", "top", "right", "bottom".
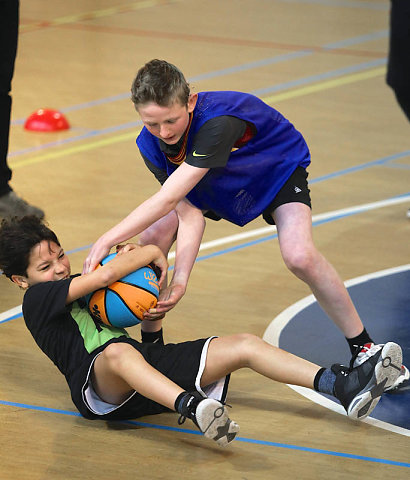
{"left": 87, "top": 253, "right": 159, "bottom": 328}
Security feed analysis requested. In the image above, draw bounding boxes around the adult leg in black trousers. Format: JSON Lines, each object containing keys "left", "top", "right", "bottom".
{"left": 386, "top": 0, "right": 410, "bottom": 219}
{"left": 387, "top": 0, "right": 410, "bottom": 122}
{"left": 0, "top": 0, "right": 44, "bottom": 219}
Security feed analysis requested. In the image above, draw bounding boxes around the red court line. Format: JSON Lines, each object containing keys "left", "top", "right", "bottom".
{"left": 20, "top": 18, "right": 385, "bottom": 59}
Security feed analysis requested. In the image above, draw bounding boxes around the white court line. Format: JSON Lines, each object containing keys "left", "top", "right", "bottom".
{"left": 263, "top": 264, "right": 410, "bottom": 437}
{"left": 168, "top": 193, "right": 410, "bottom": 259}
{"left": 1, "top": 197, "right": 410, "bottom": 435}
{"left": 0, "top": 305, "right": 22, "bottom": 323}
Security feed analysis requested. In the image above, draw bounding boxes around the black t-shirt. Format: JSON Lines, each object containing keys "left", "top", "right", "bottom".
{"left": 142, "top": 115, "right": 247, "bottom": 185}
{"left": 22, "top": 277, "right": 129, "bottom": 381}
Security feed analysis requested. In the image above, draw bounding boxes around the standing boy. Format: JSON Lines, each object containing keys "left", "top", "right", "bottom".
{"left": 83, "top": 59, "right": 408, "bottom": 388}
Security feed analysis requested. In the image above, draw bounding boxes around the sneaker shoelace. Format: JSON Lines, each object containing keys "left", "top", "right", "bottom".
{"left": 351, "top": 343, "right": 382, "bottom": 368}
{"left": 178, "top": 412, "right": 192, "bottom": 425}
{"left": 332, "top": 343, "right": 381, "bottom": 379}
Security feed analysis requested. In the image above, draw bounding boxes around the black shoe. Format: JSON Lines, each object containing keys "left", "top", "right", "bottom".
{"left": 333, "top": 342, "right": 402, "bottom": 420}
{"left": 178, "top": 393, "right": 240, "bottom": 446}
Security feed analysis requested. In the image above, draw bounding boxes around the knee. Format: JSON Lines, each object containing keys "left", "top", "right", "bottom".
{"left": 232, "top": 333, "right": 263, "bottom": 358}
{"left": 281, "top": 245, "right": 318, "bottom": 278}
{"left": 138, "top": 224, "right": 164, "bottom": 246}
{"left": 101, "top": 342, "right": 140, "bottom": 367}
{"left": 139, "top": 213, "right": 178, "bottom": 248}
{"left": 228, "top": 333, "right": 268, "bottom": 368}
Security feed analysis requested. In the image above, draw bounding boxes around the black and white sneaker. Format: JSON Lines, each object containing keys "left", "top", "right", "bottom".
{"left": 333, "top": 342, "right": 402, "bottom": 420}
{"left": 353, "top": 343, "right": 409, "bottom": 392}
{"left": 178, "top": 394, "right": 240, "bottom": 446}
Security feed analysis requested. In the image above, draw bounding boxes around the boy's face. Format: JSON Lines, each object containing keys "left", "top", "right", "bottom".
{"left": 137, "top": 94, "right": 197, "bottom": 145}
{"left": 13, "top": 240, "right": 71, "bottom": 289}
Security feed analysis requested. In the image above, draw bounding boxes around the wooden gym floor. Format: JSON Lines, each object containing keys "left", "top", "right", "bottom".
{"left": 0, "top": 1, "right": 409, "bottom": 479}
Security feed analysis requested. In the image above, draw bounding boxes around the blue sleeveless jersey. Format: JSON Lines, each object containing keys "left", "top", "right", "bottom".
{"left": 137, "top": 91, "right": 311, "bottom": 226}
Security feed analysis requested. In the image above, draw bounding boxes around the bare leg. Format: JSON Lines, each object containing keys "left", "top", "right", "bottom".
{"left": 201, "top": 334, "right": 321, "bottom": 389}
{"left": 273, "top": 202, "right": 363, "bottom": 338}
{"left": 92, "top": 342, "right": 183, "bottom": 409}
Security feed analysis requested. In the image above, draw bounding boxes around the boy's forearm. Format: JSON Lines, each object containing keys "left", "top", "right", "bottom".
{"left": 105, "top": 164, "right": 208, "bottom": 248}
{"left": 84, "top": 163, "right": 208, "bottom": 274}
{"left": 69, "top": 245, "right": 164, "bottom": 304}
{"left": 102, "top": 194, "right": 175, "bottom": 247}
{"left": 103, "top": 245, "right": 162, "bottom": 283}
{"left": 171, "top": 202, "right": 205, "bottom": 288}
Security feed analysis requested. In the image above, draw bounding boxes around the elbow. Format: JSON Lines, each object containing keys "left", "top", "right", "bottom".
{"left": 164, "top": 196, "right": 179, "bottom": 214}
{"left": 156, "top": 188, "right": 179, "bottom": 214}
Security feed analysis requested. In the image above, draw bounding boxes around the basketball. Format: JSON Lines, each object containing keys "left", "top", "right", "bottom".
{"left": 87, "top": 253, "right": 159, "bottom": 328}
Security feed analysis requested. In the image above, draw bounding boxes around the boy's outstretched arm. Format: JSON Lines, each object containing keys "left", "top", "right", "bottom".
{"left": 144, "top": 198, "right": 205, "bottom": 318}
{"left": 83, "top": 163, "right": 209, "bottom": 274}
{"left": 68, "top": 245, "right": 167, "bottom": 304}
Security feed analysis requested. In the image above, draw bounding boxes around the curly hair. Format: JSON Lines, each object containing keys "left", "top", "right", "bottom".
{"left": 0, "top": 216, "right": 60, "bottom": 279}
{"left": 131, "top": 59, "right": 190, "bottom": 108}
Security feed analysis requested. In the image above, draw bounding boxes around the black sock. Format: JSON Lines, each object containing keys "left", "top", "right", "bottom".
{"left": 313, "top": 367, "right": 326, "bottom": 392}
{"left": 174, "top": 391, "right": 202, "bottom": 416}
{"left": 174, "top": 391, "right": 191, "bottom": 413}
{"left": 141, "top": 328, "right": 164, "bottom": 345}
{"left": 346, "top": 328, "right": 374, "bottom": 355}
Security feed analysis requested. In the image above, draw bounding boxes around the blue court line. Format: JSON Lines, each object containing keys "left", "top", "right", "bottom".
{"left": 193, "top": 192, "right": 409, "bottom": 263}
{"left": 7, "top": 53, "right": 389, "bottom": 159}
{"left": 10, "top": 53, "right": 384, "bottom": 157}
{"left": 310, "top": 151, "right": 410, "bottom": 184}
{"left": 187, "top": 30, "right": 387, "bottom": 84}
{"left": 1, "top": 150, "right": 408, "bottom": 303}
{"left": 324, "top": 30, "right": 388, "bottom": 48}
{"left": 11, "top": 28, "right": 387, "bottom": 129}
{"left": 2, "top": 189, "right": 408, "bottom": 324}
{"left": 1, "top": 312, "right": 22, "bottom": 323}
{"left": 252, "top": 58, "right": 386, "bottom": 96}
{"left": 0, "top": 400, "right": 408, "bottom": 468}
{"left": 1, "top": 216, "right": 409, "bottom": 463}
{"left": 8, "top": 120, "right": 144, "bottom": 158}
{"left": 9, "top": 28, "right": 387, "bottom": 159}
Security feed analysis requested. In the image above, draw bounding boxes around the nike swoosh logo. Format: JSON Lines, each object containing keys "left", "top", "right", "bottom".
{"left": 192, "top": 151, "right": 209, "bottom": 157}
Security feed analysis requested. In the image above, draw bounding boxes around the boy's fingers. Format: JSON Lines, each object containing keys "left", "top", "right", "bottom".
{"left": 156, "top": 299, "right": 177, "bottom": 310}
{"left": 82, "top": 258, "right": 91, "bottom": 274}
{"left": 143, "top": 311, "right": 166, "bottom": 320}
{"left": 150, "top": 302, "right": 175, "bottom": 312}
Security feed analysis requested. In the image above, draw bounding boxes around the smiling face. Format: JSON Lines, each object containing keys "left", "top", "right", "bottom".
{"left": 14, "top": 240, "right": 71, "bottom": 288}
{"left": 137, "top": 94, "right": 197, "bottom": 145}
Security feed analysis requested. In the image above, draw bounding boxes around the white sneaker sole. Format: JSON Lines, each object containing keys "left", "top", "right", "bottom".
{"left": 348, "top": 342, "right": 403, "bottom": 420}
{"left": 195, "top": 399, "right": 240, "bottom": 447}
{"left": 385, "top": 365, "right": 410, "bottom": 392}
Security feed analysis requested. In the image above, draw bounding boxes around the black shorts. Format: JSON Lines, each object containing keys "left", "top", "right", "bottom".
{"left": 204, "top": 166, "right": 311, "bottom": 225}
{"left": 68, "top": 336, "right": 229, "bottom": 421}
{"left": 262, "top": 166, "right": 311, "bottom": 225}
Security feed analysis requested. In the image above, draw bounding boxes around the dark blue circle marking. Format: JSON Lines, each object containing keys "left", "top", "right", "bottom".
{"left": 277, "top": 267, "right": 410, "bottom": 431}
